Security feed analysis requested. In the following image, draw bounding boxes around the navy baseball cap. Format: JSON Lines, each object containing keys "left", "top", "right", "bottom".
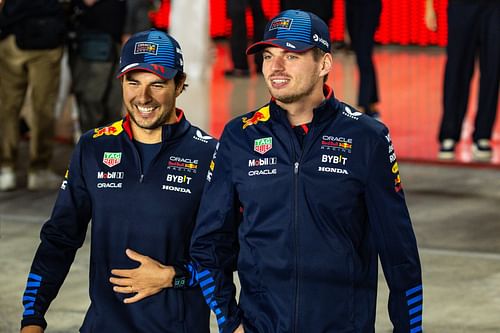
{"left": 247, "top": 9, "right": 331, "bottom": 54}
{"left": 117, "top": 29, "right": 183, "bottom": 80}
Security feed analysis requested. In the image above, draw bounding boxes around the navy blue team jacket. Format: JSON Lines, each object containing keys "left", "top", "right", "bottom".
{"left": 191, "top": 86, "right": 423, "bottom": 333}
{"left": 21, "top": 112, "right": 216, "bottom": 332}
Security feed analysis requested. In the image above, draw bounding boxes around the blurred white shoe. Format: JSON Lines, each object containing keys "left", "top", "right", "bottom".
{"left": 437, "top": 139, "right": 456, "bottom": 160}
{"left": 27, "top": 169, "right": 62, "bottom": 191}
{"left": 0, "top": 166, "right": 16, "bottom": 191}
{"left": 472, "top": 139, "right": 492, "bottom": 162}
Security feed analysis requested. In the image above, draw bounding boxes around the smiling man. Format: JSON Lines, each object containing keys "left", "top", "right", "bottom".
{"left": 191, "top": 10, "right": 423, "bottom": 333}
{"left": 20, "top": 30, "right": 215, "bottom": 333}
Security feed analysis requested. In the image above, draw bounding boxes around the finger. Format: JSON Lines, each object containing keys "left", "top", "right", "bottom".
{"left": 123, "top": 291, "right": 149, "bottom": 304}
{"left": 111, "top": 268, "right": 134, "bottom": 278}
{"left": 113, "top": 285, "right": 136, "bottom": 294}
{"left": 126, "top": 248, "right": 148, "bottom": 263}
{"left": 109, "top": 276, "right": 132, "bottom": 286}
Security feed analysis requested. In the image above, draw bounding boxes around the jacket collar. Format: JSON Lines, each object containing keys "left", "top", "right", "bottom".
{"left": 122, "top": 108, "right": 191, "bottom": 144}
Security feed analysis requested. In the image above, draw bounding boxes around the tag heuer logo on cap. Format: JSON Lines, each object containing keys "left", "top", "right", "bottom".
{"left": 254, "top": 137, "right": 273, "bottom": 155}
{"left": 134, "top": 42, "right": 158, "bottom": 55}
{"left": 103, "top": 152, "right": 122, "bottom": 168}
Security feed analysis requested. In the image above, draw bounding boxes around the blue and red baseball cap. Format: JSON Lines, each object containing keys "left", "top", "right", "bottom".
{"left": 246, "top": 9, "right": 331, "bottom": 54}
{"left": 117, "top": 29, "right": 183, "bottom": 80}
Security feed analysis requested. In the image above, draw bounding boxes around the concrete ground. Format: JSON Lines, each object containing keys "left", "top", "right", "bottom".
{"left": 1, "top": 140, "right": 500, "bottom": 333}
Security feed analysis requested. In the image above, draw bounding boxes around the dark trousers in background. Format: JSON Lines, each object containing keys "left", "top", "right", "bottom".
{"left": 439, "top": 1, "right": 500, "bottom": 142}
{"left": 70, "top": 43, "right": 123, "bottom": 133}
{"left": 279, "top": 0, "right": 333, "bottom": 26}
{"left": 345, "top": 0, "right": 382, "bottom": 110}
{"left": 227, "top": 0, "right": 267, "bottom": 72}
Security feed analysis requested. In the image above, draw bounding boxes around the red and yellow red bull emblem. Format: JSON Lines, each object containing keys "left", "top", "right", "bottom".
{"left": 93, "top": 120, "right": 124, "bottom": 139}
{"left": 270, "top": 18, "right": 292, "bottom": 30}
{"left": 338, "top": 142, "right": 352, "bottom": 149}
{"left": 242, "top": 106, "right": 270, "bottom": 129}
{"left": 394, "top": 174, "right": 402, "bottom": 192}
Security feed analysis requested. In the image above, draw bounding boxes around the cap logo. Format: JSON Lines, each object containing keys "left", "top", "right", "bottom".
{"left": 313, "top": 34, "right": 329, "bottom": 48}
{"left": 134, "top": 42, "right": 158, "bottom": 55}
{"left": 286, "top": 42, "right": 296, "bottom": 49}
{"left": 270, "top": 17, "right": 293, "bottom": 30}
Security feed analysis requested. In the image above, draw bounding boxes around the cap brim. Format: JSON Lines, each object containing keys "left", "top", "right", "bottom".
{"left": 246, "top": 39, "right": 314, "bottom": 55}
{"left": 116, "top": 63, "right": 178, "bottom": 80}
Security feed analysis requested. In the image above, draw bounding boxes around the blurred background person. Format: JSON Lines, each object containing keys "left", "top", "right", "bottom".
{"left": 123, "top": 0, "right": 153, "bottom": 43}
{"left": 280, "top": 0, "right": 333, "bottom": 27}
{"left": 224, "top": 0, "right": 267, "bottom": 77}
{"left": 68, "top": 0, "right": 126, "bottom": 134}
{"left": 425, "top": 0, "right": 500, "bottom": 162}
{"left": 0, "top": 0, "right": 66, "bottom": 191}
{"left": 345, "top": 0, "right": 382, "bottom": 119}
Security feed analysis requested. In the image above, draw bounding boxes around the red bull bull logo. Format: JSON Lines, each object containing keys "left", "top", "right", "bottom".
{"left": 242, "top": 106, "right": 270, "bottom": 129}
{"left": 93, "top": 120, "right": 124, "bottom": 139}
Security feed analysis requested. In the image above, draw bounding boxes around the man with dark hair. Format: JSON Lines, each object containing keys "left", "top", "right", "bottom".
{"left": 20, "top": 29, "right": 214, "bottom": 333}
{"left": 191, "top": 9, "right": 423, "bottom": 333}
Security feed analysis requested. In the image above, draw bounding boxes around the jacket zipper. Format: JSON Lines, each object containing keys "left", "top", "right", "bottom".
{"left": 129, "top": 141, "right": 144, "bottom": 183}
{"left": 293, "top": 160, "right": 300, "bottom": 333}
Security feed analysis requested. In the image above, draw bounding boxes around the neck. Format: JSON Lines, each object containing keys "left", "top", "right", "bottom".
{"left": 131, "top": 125, "right": 162, "bottom": 144}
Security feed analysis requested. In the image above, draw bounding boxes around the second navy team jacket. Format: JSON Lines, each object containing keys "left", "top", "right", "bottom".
{"left": 21, "top": 112, "right": 216, "bottom": 332}
{"left": 191, "top": 86, "right": 423, "bottom": 333}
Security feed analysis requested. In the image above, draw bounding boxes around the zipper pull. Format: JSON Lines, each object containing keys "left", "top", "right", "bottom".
{"left": 139, "top": 174, "right": 144, "bottom": 183}
{"left": 294, "top": 162, "right": 299, "bottom": 174}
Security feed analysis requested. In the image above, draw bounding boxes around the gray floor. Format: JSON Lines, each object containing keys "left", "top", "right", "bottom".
{"left": 1, "top": 141, "right": 500, "bottom": 332}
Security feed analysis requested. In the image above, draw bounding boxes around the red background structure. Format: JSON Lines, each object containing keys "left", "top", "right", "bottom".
{"left": 152, "top": 0, "right": 448, "bottom": 46}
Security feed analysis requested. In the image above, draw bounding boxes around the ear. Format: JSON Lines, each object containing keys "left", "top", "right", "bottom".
{"left": 319, "top": 52, "right": 333, "bottom": 77}
{"left": 175, "top": 75, "right": 186, "bottom": 97}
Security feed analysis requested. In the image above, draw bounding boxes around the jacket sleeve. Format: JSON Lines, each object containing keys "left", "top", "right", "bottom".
{"left": 365, "top": 128, "right": 423, "bottom": 333}
{"left": 190, "top": 127, "right": 242, "bottom": 333}
{"left": 21, "top": 139, "right": 92, "bottom": 329}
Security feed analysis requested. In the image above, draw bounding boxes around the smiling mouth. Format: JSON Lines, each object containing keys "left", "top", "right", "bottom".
{"left": 136, "top": 105, "right": 156, "bottom": 114}
{"left": 271, "top": 78, "right": 289, "bottom": 84}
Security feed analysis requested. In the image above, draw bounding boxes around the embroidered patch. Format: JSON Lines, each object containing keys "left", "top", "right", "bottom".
{"left": 254, "top": 137, "right": 273, "bottom": 155}
{"left": 103, "top": 152, "right": 122, "bottom": 168}
{"left": 134, "top": 42, "right": 158, "bottom": 55}
{"left": 270, "top": 18, "right": 293, "bottom": 30}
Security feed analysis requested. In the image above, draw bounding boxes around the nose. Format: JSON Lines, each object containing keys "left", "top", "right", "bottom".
{"left": 270, "top": 56, "right": 285, "bottom": 72}
{"left": 136, "top": 86, "right": 152, "bottom": 104}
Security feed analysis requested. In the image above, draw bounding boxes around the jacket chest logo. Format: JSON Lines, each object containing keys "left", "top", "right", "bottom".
{"left": 254, "top": 137, "right": 273, "bottom": 155}
{"left": 103, "top": 152, "right": 122, "bottom": 168}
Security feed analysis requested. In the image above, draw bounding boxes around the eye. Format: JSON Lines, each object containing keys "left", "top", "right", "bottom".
{"left": 152, "top": 83, "right": 165, "bottom": 89}
{"left": 286, "top": 54, "right": 298, "bottom": 60}
{"left": 127, "top": 81, "right": 138, "bottom": 86}
{"left": 262, "top": 54, "right": 272, "bottom": 61}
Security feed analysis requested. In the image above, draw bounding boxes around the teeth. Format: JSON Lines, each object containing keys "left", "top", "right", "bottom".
{"left": 137, "top": 106, "right": 154, "bottom": 113}
{"left": 272, "top": 79, "right": 288, "bottom": 84}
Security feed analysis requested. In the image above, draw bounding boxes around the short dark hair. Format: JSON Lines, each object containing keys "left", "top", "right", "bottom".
{"left": 174, "top": 71, "right": 188, "bottom": 91}
{"left": 312, "top": 48, "right": 330, "bottom": 83}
